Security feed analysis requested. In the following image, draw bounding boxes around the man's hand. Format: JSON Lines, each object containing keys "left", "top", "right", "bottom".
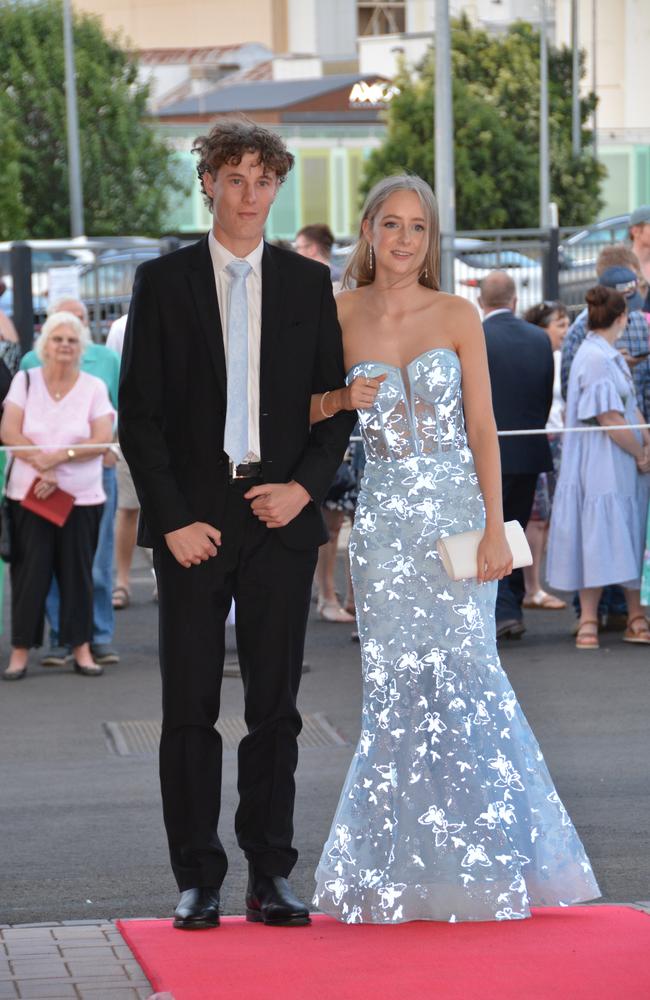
{"left": 244, "top": 481, "right": 311, "bottom": 528}
{"left": 164, "top": 522, "right": 221, "bottom": 568}
{"left": 619, "top": 348, "right": 647, "bottom": 370}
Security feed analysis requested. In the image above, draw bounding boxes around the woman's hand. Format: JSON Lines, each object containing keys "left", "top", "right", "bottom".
{"left": 31, "top": 449, "right": 66, "bottom": 472}
{"left": 476, "top": 526, "right": 513, "bottom": 583}
{"left": 636, "top": 445, "right": 650, "bottom": 474}
{"left": 33, "top": 470, "right": 57, "bottom": 500}
{"left": 344, "top": 374, "right": 387, "bottom": 410}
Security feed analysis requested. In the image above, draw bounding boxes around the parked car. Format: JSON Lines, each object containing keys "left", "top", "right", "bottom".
{"left": 558, "top": 214, "right": 630, "bottom": 307}
{"left": 454, "top": 239, "right": 542, "bottom": 313}
{"left": 332, "top": 238, "right": 542, "bottom": 312}
{"left": 0, "top": 285, "right": 48, "bottom": 326}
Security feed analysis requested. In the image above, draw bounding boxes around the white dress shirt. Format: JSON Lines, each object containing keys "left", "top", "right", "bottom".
{"left": 208, "top": 230, "right": 263, "bottom": 462}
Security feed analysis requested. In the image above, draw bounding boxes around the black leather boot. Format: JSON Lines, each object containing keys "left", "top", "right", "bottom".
{"left": 173, "top": 887, "right": 221, "bottom": 929}
{"left": 246, "top": 870, "right": 310, "bottom": 926}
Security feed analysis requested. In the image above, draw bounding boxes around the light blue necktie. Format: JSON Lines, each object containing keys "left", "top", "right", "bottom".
{"left": 223, "top": 259, "right": 252, "bottom": 466}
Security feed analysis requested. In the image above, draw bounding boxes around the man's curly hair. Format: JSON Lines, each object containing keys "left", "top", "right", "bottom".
{"left": 192, "top": 118, "right": 295, "bottom": 211}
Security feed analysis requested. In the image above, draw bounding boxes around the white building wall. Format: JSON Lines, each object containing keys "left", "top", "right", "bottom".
{"left": 358, "top": 32, "right": 432, "bottom": 76}
{"left": 315, "top": 0, "right": 357, "bottom": 60}
{"left": 287, "top": 0, "right": 318, "bottom": 54}
{"left": 555, "top": 0, "right": 650, "bottom": 136}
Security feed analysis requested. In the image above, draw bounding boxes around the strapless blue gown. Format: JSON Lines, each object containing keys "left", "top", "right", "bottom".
{"left": 313, "top": 348, "right": 600, "bottom": 923}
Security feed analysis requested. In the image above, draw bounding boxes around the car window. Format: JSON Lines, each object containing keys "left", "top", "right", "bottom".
{"left": 457, "top": 250, "right": 535, "bottom": 269}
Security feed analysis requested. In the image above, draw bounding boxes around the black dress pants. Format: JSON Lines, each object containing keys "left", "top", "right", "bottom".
{"left": 10, "top": 501, "right": 103, "bottom": 648}
{"left": 153, "top": 479, "right": 318, "bottom": 892}
{"left": 496, "top": 473, "right": 539, "bottom": 625}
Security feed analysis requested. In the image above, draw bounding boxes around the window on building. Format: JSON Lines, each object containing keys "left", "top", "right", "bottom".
{"left": 357, "top": 1, "right": 406, "bottom": 36}
{"left": 301, "top": 153, "right": 330, "bottom": 227}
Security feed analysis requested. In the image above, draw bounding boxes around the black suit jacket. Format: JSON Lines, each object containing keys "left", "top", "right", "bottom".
{"left": 118, "top": 236, "right": 356, "bottom": 550}
{"left": 483, "top": 310, "right": 554, "bottom": 476}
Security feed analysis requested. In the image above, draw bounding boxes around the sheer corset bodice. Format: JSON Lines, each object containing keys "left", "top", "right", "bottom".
{"left": 346, "top": 348, "right": 467, "bottom": 462}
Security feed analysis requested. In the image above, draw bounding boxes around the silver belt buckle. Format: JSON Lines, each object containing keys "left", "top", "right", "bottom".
{"left": 229, "top": 460, "right": 243, "bottom": 481}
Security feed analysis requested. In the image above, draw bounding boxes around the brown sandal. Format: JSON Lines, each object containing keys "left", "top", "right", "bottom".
{"left": 623, "top": 615, "right": 650, "bottom": 644}
{"left": 575, "top": 619, "right": 599, "bottom": 650}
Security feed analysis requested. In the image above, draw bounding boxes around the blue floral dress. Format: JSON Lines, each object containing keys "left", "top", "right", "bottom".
{"left": 313, "top": 348, "right": 600, "bottom": 923}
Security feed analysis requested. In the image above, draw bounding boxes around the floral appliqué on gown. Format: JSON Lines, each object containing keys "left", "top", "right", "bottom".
{"left": 313, "top": 348, "right": 600, "bottom": 923}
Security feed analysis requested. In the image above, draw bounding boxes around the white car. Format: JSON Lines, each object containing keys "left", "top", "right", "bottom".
{"left": 332, "top": 238, "right": 543, "bottom": 314}
{"left": 454, "top": 238, "right": 543, "bottom": 314}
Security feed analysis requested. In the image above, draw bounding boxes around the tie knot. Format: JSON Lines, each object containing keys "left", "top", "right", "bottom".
{"left": 226, "top": 259, "right": 252, "bottom": 281}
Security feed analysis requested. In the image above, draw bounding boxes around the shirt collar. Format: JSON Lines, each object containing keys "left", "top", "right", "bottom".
{"left": 208, "top": 230, "right": 264, "bottom": 277}
{"left": 483, "top": 308, "right": 512, "bottom": 320}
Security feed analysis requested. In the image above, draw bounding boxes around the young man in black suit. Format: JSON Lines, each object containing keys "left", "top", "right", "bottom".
{"left": 119, "top": 120, "right": 354, "bottom": 929}
{"left": 479, "top": 271, "right": 554, "bottom": 640}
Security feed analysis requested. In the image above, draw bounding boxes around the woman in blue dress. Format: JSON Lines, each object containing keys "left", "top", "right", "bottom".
{"left": 309, "top": 175, "right": 600, "bottom": 923}
{"left": 546, "top": 285, "right": 650, "bottom": 649}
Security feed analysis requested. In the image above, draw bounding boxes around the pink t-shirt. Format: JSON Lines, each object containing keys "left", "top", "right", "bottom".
{"left": 5, "top": 368, "right": 115, "bottom": 505}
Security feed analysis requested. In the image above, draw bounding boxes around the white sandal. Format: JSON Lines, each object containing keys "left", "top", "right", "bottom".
{"left": 317, "top": 599, "right": 355, "bottom": 623}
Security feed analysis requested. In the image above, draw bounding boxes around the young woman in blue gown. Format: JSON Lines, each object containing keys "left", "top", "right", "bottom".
{"left": 310, "top": 175, "right": 600, "bottom": 923}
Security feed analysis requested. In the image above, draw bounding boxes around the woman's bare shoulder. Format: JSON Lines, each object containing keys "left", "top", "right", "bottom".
{"left": 434, "top": 290, "right": 481, "bottom": 319}
{"left": 335, "top": 286, "right": 368, "bottom": 323}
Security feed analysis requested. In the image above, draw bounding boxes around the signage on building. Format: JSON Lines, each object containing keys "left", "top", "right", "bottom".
{"left": 349, "top": 81, "right": 399, "bottom": 107}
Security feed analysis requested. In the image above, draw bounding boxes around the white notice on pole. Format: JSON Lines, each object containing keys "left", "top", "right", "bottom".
{"left": 47, "top": 266, "right": 81, "bottom": 304}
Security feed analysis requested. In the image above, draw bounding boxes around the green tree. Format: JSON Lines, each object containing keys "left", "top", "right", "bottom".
{"left": 363, "top": 15, "right": 605, "bottom": 229}
{"left": 0, "top": 92, "right": 27, "bottom": 239}
{"left": 0, "top": 0, "right": 187, "bottom": 238}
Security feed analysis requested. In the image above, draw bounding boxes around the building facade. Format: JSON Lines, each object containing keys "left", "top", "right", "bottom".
{"left": 158, "top": 74, "right": 392, "bottom": 239}
{"left": 74, "top": 0, "right": 650, "bottom": 231}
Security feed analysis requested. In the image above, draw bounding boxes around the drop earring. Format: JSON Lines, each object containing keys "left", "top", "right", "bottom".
{"left": 369, "top": 245, "right": 374, "bottom": 270}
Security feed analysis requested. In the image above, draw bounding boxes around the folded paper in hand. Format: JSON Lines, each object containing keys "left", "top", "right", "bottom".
{"left": 20, "top": 479, "right": 75, "bottom": 527}
{"left": 436, "top": 520, "right": 532, "bottom": 582}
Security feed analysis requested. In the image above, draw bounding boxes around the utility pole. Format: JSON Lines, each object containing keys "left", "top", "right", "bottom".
{"left": 539, "top": 0, "right": 550, "bottom": 228}
{"left": 571, "top": 0, "right": 580, "bottom": 157}
{"left": 434, "top": 0, "right": 455, "bottom": 292}
{"left": 63, "top": 0, "right": 85, "bottom": 236}
{"left": 592, "top": 0, "right": 598, "bottom": 160}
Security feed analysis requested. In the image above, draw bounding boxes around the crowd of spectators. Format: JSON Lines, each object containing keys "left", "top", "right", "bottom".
{"left": 484, "top": 229, "right": 650, "bottom": 648}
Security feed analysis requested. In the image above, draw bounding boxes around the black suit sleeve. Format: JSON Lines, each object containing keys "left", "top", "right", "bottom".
{"left": 542, "top": 337, "right": 554, "bottom": 424}
{"left": 118, "top": 264, "right": 194, "bottom": 537}
{"left": 290, "top": 272, "right": 356, "bottom": 504}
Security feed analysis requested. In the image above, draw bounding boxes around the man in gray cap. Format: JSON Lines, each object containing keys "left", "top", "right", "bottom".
{"left": 629, "top": 205, "right": 650, "bottom": 310}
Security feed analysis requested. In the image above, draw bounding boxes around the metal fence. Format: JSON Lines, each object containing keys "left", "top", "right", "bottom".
{"left": 444, "top": 225, "right": 624, "bottom": 318}
{"left": 2, "top": 238, "right": 178, "bottom": 350}
{"left": 2, "top": 225, "right": 632, "bottom": 354}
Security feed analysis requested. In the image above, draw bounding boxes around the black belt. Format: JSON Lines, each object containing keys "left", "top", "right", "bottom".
{"left": 229, "top": 460, "right": 262, "bottom": 481}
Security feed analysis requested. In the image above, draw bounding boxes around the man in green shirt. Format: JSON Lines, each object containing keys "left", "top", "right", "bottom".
{"left": 21, "top": 297, "right": 121, "bottom": 666}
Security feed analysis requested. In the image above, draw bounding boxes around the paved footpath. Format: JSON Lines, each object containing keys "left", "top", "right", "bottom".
{"left": 2, "top": 555, "right": 649, "bottom": 996}
{"left": 0, "top": 922, "right": 152, "bottom": 998}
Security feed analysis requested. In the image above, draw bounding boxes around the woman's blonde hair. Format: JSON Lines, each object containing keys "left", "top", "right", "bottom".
{"left": 342, "top": 174, "right": 440, "bottom": 290}
{"left": 36, "top": 311, "right": 90, "bottom": 362}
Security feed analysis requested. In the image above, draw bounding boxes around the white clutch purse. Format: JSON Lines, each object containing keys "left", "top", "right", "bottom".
{"left": 436, "top": 520, "right": 533, "bottom": 582}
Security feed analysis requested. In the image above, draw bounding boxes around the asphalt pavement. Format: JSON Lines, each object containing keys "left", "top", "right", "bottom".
{"left": 1, "top": 553, "right": 649, "bottom": 926}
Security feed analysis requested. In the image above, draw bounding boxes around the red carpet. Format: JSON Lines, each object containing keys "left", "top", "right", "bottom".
{"left": 118, "top": 907, "right": 650, "bottom": 1000}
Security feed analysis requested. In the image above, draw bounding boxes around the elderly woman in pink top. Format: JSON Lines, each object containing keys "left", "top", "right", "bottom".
{"left": 1, "top": 311, "right": 115, "bottom": 680}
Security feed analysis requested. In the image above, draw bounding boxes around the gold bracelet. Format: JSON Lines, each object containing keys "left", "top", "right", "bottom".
{"left": 320, "top": 390, "right": 335, "bottom": 419}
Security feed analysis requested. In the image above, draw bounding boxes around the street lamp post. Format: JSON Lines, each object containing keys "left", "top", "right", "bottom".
{"left": 63, "top": 0, "right": 84, "bottom": 237}
{"left": 571, "top": 0, "right": 581, "bottom": 157}
{"left": 434, "top": 0, "right": 456, "bottom": 292}
{"left": 539, "top": 0, "right": 550, "bottom": 228}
